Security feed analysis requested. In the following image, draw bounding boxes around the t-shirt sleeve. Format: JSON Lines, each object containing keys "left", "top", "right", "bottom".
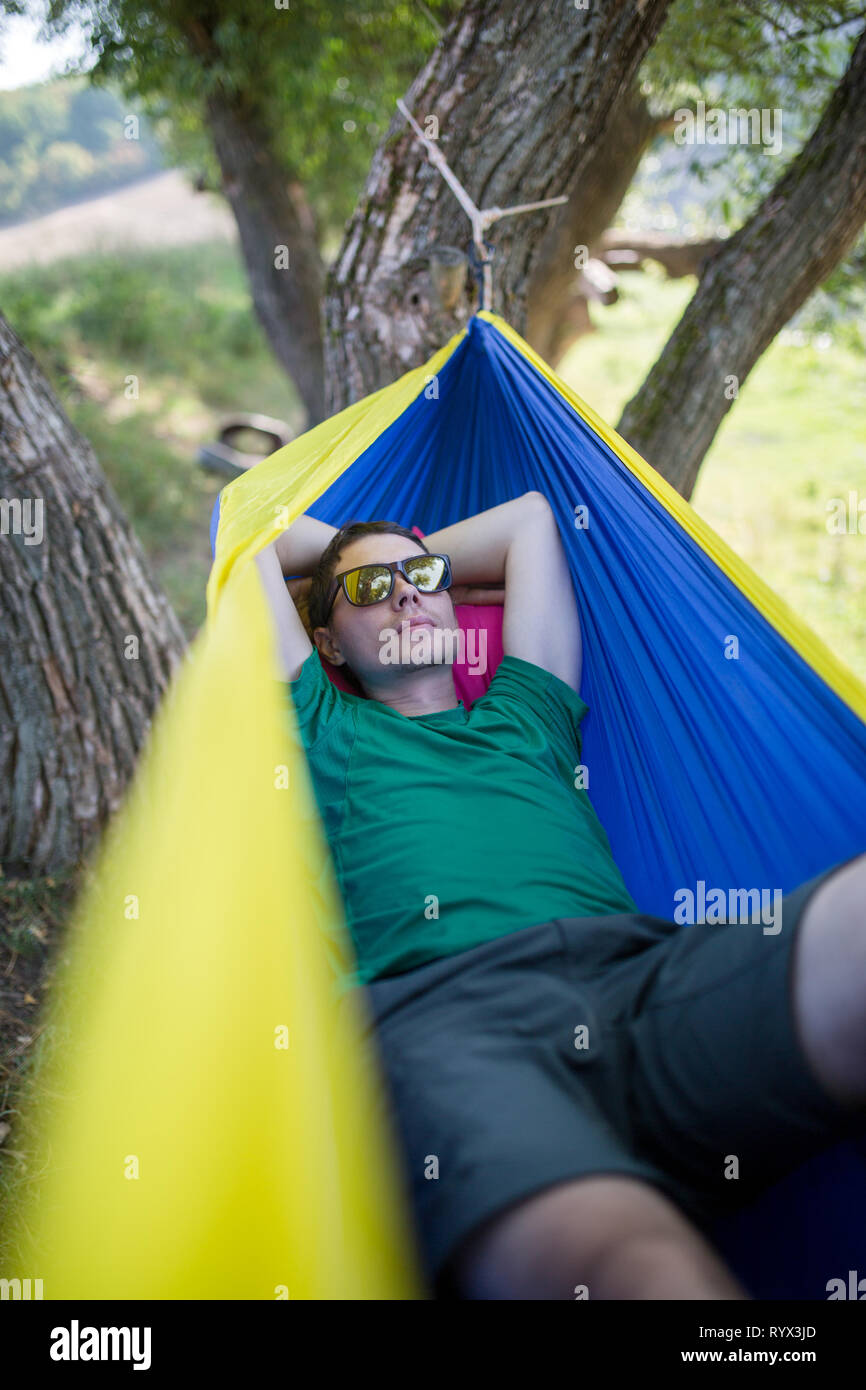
{"left": 480, "top": 653, "right": 589, "bottom": 759}
{"left": 282, "top": 647, "right": 351, "bottom": 749}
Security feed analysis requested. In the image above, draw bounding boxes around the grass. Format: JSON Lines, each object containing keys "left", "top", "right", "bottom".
{"left": 559, "top": 266, "right": 866, "bottom": 685}
{"left": 0, "top": 241, "right": 306, "bottom": 639}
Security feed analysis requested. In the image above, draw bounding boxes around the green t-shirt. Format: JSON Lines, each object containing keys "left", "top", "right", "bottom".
{"left": 284, "top": 648, "right": 637, "bottom": 990}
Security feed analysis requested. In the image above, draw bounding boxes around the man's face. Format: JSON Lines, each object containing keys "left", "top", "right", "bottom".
{"left": 314, "top": 534, "right": 456, "bottom": 684}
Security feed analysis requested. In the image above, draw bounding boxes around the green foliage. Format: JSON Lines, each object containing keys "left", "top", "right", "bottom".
{"left": 41, "top": 0, "right": 455, "bottom": 240}
{"left": 0, "top": 239, "right": 298, "bottom": 636}
{"left": 26, "top": 2, "right": 864, "bottom": 351}
{"left": 0, "top": 74, "right": 164, "bottom": 226}
{"left": 643, "top": 0, "right": 864, "bottom": 105}
{"left": 639, "top": 0, "right": 865, "bottom": 230}
{"left": 620, "top": 2, "right": 866, "bottom": 340}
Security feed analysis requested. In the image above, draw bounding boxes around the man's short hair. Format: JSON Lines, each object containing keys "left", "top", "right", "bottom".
{"left": 308, "top": 519, "right": 430, "bottom": 633}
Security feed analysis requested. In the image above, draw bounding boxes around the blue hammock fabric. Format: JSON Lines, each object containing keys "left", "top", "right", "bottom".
{"left": 210, "top": 312, "right": 866, "bottom": 1298}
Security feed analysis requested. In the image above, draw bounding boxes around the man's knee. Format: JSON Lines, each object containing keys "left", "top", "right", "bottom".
{"left": 445, "top": 1173, "right": 741, "bottom": 1299}
{"left": 791, "top": 853, "right": 866, "bottom": 1110}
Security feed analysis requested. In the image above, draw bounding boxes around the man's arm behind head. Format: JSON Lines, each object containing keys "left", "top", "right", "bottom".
{"left": 254, "top": 541, "right": 313, "bottom": 682}
{"left": 252, "top": 513, "right": 341, "bottom": 680}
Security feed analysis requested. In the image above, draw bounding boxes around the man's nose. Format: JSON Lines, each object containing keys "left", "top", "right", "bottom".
{"left": 393, "top": 574, "right": 420, "bottom": 606}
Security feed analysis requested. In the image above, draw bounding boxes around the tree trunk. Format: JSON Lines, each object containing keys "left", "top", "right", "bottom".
{"left": 526, "top": 87, "right": 666, "bottom": 365}
{"left": 324, "top": 0, "right": 674, "bottom": 413}
{"left": 617, "top": 25, "right": 866, "bottom": 500}
{"left": 0, "top": 315, "right": 187, "bottom": 876}
{"left": 204, "top": 94, "right": 327, "bottom": 427}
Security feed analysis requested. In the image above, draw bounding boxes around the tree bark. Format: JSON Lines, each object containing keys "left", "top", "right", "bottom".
{"left": 526, "top": 86, "right": 666, "bottom": 365}
{"left": 174, "top": 10, "right": 327, "bottom": 428}
{"left": 617, "top": 25, "right": 866, "bottom": 500}
{"left": 324, "top": 0, "right": 674, "bottom": 413}
{"left": 0, "top": 315, "right": 187, "bottom": 876}
{"left": 204, "top": 94, "right": 327, "bottom": 427}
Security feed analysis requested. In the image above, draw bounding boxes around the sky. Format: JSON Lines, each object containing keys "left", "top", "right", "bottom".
{"left": 0, "top": 6, "right": 93, "bottom": 92}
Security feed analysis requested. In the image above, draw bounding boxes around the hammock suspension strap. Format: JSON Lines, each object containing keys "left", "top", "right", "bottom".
{"left": 396, "top": 98, "right": 568, "bottom": 311}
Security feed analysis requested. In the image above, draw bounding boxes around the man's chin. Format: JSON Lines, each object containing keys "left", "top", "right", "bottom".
{"left": 390, "top": 652, "right": 456, "bottom": 670}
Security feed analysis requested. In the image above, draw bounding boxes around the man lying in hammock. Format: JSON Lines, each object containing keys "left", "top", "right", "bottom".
{"left": 254, "top": 491, "right": 866, "bottom": 1302}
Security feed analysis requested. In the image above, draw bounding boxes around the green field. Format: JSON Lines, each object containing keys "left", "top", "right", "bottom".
{"left": 1, "top": 244, "right": 864, "bottom": 683}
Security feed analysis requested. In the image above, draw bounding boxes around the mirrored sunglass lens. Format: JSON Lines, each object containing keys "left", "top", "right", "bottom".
{"left": 347, "top": 565, "right": 392, "bottom": 604}
{"left": 405, "top": 556, "right": 446, "bottom": 590}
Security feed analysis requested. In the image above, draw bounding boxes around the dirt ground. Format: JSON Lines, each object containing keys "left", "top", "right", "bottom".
{"left": 0, "top": 866, "right": 89, "bottom": 1152}
{"left": 0, "top": 168, "right": 237, "bottom": 271}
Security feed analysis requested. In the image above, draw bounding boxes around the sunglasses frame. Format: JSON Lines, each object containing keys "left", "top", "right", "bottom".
{"left": 325, "top": 553, "right": 452, "bottom": 619}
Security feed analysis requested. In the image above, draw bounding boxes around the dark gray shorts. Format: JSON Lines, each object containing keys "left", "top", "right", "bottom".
{"left": 358, "top": 856, "right": 866, "bottom": 1294}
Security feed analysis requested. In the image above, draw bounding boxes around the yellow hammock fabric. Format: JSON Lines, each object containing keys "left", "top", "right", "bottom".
{"left": 4, "top": 324, "right": 468, "bottom": 1301}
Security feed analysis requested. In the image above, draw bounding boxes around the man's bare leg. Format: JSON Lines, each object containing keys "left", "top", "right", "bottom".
{"left": 446, "top": 1174, "right": 749, "bottom": 1300}
{"left": 790, "top": 853, "right": 866, "bottom": 1109}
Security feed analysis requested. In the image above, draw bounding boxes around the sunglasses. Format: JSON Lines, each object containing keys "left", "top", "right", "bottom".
{"left": 326, "top": 553, "right": 452, "bottom": 618}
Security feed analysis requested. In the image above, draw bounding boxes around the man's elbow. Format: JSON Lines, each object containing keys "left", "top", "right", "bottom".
{"left": 523, "top": 489, "right": 552, "bottom": 517}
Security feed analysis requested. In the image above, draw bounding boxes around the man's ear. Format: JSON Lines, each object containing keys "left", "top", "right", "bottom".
{"left": 313, "top": 626, "right": 345, "bottom": 665}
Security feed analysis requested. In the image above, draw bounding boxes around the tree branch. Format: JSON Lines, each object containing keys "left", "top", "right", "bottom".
{"left": 617, "top": 25, "right": 866, "bottom": 499}
{"left": 323, "top": 0, "right": 674, "bottom": 411}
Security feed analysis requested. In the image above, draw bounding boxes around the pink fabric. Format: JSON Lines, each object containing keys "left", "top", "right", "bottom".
{"left": 319, "top": 525, "right": 504, "bottom": 707}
